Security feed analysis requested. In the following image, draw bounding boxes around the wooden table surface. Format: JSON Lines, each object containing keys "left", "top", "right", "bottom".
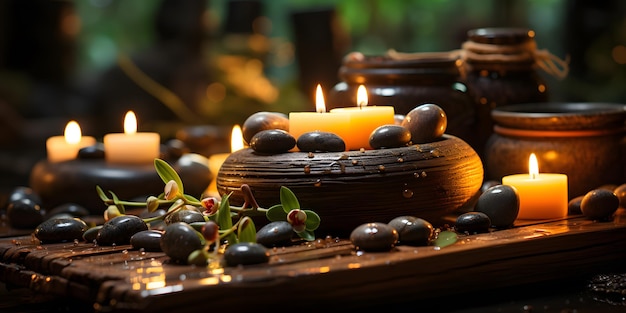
{"left": 1, "top": 209, "right": 626, "bottom": 312}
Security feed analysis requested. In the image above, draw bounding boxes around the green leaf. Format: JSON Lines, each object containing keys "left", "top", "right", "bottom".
{"left": 266, "top": 204, "right": 287, "bottom": 221}
{"left": 237, "top": 216, "right": 257, "bottom": 243}
{"left": 297, "top": 229, "right": 315, "bottom": 241}
{"left": 183, "top": 194, "right": 199, "bottom": 203}
{"left": 279, "top": 186, "right": 299, "bottom": 212}
{"left": 216, "top": 192, "right": 236, "bottom": 244}
{"left": 433, "top": 230, "right": 458, "bottom": 248}
{"left": 96, "top": 186, "right": 109, "bottom": 201}
{"left": 109, "top": 191, "right": 125, "bottom": 214}
{"left": 154, "top": 158, "right": 184, "bottom": 194}
{"left": 303, "top": 210, "right": 320, "bottom": 231}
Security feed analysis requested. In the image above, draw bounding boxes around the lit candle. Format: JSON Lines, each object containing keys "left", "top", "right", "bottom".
{"left": 46, "top": 121, "right": 96, "bottom": 162}
{"left": 329, "top": 85, "right": 395, "bottom": 150}
{"left": 288, "top": 84, "right": 351, "bottom": 147}
{"left": 502, "top": 153, "right": 568, "bottom": 219}
{"left": 103, "top": 111, "right": 161, "bottom": 164}
{"left": 208, "top": 125, "right": 245, "bottom": 196}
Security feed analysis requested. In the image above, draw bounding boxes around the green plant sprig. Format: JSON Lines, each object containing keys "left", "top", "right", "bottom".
{"left": 95, "top": 158, "right": 321, "bottom": 244}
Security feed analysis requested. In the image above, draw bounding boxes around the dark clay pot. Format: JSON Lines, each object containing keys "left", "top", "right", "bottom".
{"left": 327, "top": 54, "right": 479, "bottom": 150}
{"left": 484, "top": 102, "right": 626, "bottom": 198}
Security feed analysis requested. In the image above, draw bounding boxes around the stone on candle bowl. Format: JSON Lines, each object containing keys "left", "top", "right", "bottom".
{"left": 485, "top": 102, "right": 626, "bottom": 198}
{"left": 217, "top": 134, "right": 483, "bottom": 237}
{"left": 29, "top": 154, "right": 212, "bottom": 214}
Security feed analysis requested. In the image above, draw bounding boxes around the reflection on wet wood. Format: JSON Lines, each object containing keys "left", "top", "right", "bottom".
{"left": 1, "top": 210, "right": 625, "bottom": 312}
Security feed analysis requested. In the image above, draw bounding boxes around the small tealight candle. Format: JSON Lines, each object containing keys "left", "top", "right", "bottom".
{"left": 288, "top": 84, "right": 350, "bottom": 147}
{"left": 46, "top": 121, "right": 96, "bottom": 163}
{"left": 502, "top": 153, "right": 568, "bottom": 220}
{"left": 103, "top": 111, "right": 160, "bottom": 165}
{"left": 329, "top": 85, "right": 395, "bottom": 150}
{"left": 208, "top": 125, "right": 245, "bottom": 196}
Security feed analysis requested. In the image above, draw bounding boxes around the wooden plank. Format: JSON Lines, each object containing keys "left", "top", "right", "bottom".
{"left": 0, "top": 210, "right": 625, "bottom": 312}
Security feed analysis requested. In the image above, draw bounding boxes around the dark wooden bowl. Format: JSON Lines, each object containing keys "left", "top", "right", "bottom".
{"left": 217, "top": 134, "right": 484, "bottom": 237}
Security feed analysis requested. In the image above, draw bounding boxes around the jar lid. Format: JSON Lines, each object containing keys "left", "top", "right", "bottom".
{"left": 491, "top": 102, "right": 626, "bottom": 131}
{"left": 467, "top": 28, "right": 534, "bottom": 45}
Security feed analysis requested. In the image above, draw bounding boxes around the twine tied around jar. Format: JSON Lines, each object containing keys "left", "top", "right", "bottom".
{"left": 387, "top": 38, "right": 570, "bottom": 80}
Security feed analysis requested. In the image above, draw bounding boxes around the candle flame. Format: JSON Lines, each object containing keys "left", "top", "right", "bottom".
{"left": 529, "top": 153, "right": 539, "bottom": 179}
{"left": 64, "top": 121, "right": 82, "bottom": 144}
{"left": 231, "top": 125, "right": 244, "bottom": 152}
{"left": 124, "top": 111, "right": 138, "bottom": 135}
{"left": 356, "top": 85, "right": 368, "bottom": 109}
{"left": 315, "top": 84, "right": 326, "bottom": 113}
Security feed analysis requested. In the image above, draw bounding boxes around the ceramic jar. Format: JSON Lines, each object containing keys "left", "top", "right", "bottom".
{"left": 463, "top": 27, "right": 552, "bottom": 157}
{"left": 484, "top": 102, "right": 626, "bottom": 199}
{"left": 327, "top": 54, "right": 480, "bottom": 150}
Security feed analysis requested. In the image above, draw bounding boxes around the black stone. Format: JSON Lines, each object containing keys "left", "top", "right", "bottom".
{"left": 249, "top": 129, "right": 296, "bottom": 154}
{"left": 165, "top": 209, "right": 205, "bottom": 225}
{"left": 369, "top": 125, "right": 411, "bottom": 149}
{"left": 96, "top": 215, "right": 149, "bottom": 246}
{"left": 6, "top": 198, "right": 45, "bottom": 229}
{"left": 45, "top": 203, "right": 90, "bottom": 219}
{"left": 256, "top": 221, "right": 294, "bottom": 247}
{"left": 34, "top": 217, "right": 88, "bottom": 243}
{"left": 296, "top": 131, "right": 346, "bottom": 152}
{"left": 581, "top": 189, "right": 619, "bottom": 220}
{"left": 388, "top": 216, "right": 434, "bottom": 246}
{"left": 350, "top": 222, "right": 399, "bottom": 252}
{"left": 77, "top": 143, "right": 105, "bottom": 159}
{"left": 223, "top": 242, "right": 269, "bottom": 266}
{"left": 6, "top": 186, "right": 42, "bottom": 208}
{"left": 474, "top": 184, "right": 520, "bottom": 228}
{"left": 568, "top": 195, "right": 584, "bottom": 215}
{"left": 130, "top": 230, "right": 164, "bottom": 252}
{"left": 456, "top": 212, "right": 491, "bottom": 234}
{"left": 160, "top": 222, "right": 204, "bottom": 263}
{"left": 401, "top": 103, "right": 447, "bottom": 144}
{"left": 242, "top": 111, "right": 289, "bottom": 145}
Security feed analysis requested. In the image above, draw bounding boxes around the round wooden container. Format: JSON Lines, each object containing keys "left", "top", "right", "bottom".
{"left": 217, "top": 135, "right": 483, "bottom": 237}
{"left": 29, "top": 154, "right": 212, "bottom": 214}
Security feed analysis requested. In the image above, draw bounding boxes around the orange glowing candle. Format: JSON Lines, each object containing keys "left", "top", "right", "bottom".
{"left": 103, "top": 111, "right": 161, "bottom": 164}
{"left": 46, "top": 121, "right": 96, "bottom": 162}
{"left": 502, "top": 153, "right": 568, "bottom": 219}
{"left": 288, "top": 84, "right": 351, "bottom": 146}
{"left": 208, "top": 125, "right": 245, "bottom": 196}
{"left": 329, "top": 85, "right": 395, "bottom": 150}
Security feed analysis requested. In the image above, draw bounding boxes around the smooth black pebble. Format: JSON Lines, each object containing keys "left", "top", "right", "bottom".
{"left": 388, "top": 216, "right": 434, "bottom": 246}
{"left": 223, "top": 242, "right": 269, "bottom": 266}
{"left": 581, "top": 189, "right": 619, "bottom": 220}
{"left": 249, "top": 129, "right": 296, "bottom": 154}
{"left": 130, "top": 230, "right": 164, "bottom": 252}
{"left": 242, "top": 111, "right": 289, "bottom": 144}
{"left": 474, "top": 184, "right": 520, "bottom": 228}
{"left": 256, "top": 221, "right": 294, "bottom": 247}
{"left": 350, "top": 222, "right": 399, "bottom": 252}
{"left": 160, "top": 222, "right": 204, "bottom": 263}
{"left": 369, "top": 125, "right": 411, "bottom": 149}
{"left": 34, "top": 217, "right": 88, "bottom": 243}
{"left": 6, "top": 198, "right": 45, "bottom": 229}
{"left": 456, "top": 212, "right": 491, "bottom": 234}
{"left": 96, "top": 215, "right": 149, "bottom": 246}
{"left": 296, "top": 131, "right": 346, "bottom": 152}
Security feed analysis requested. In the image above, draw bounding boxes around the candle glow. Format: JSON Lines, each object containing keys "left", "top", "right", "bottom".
{"left": 288, "top": 84, "right": 351, "bottom": 148}
{"left": 502, "top": 153, "right": 568, "bottom": 220}
{"left": 46, "top": 121, "right": 96, "bottom": 163}
{"left": 329, "top": 85, "right": 395, "bottom": 150}
{"left": 103, "top": 111, "right": 161, "bottom": 165}
{"left": 208, "top": 125, "right": 245, "bottom": 196}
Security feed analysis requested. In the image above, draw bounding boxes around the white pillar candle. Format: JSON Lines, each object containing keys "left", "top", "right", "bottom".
{"left": 103, "top": 111, "right": 161, "bottom": 165}
{"left": 46, "top": 121, "right": 96, "bottom": 163}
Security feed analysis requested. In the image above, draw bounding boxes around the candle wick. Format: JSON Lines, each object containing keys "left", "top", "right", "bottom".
{"left": 530, "top": 172, "right": 537, "bottom": 179}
